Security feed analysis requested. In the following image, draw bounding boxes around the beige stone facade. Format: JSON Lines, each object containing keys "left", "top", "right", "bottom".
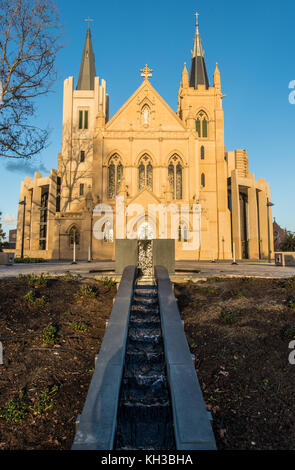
{"left": 16, "top": 20, "right": 274, "bottom": 261}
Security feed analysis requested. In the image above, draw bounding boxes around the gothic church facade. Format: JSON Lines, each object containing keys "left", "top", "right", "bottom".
{"left": 16, "top": 17, "right": 274, "bottom": 261}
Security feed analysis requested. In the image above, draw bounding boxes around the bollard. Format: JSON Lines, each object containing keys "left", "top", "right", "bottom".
{"left": 212, "top": 248, "right": 215, "bottom": 263}
{"left": 232, "top": 242, "right": 238, "bottom": 265}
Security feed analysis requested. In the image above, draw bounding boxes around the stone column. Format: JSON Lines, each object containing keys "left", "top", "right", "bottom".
{"left": 231, "top": 170, "right": 241, "bottom": 259}
{"left": 247, "top": 185, "right": 259, "bottom": 259}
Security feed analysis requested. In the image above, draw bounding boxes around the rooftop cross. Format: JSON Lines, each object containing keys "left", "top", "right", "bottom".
{"left": 195, "top": 12, "right": 199, "bottom": 29}
{"left": 140, "top": 64, "right": 153, "bottom": 81}
{"left": 85, "top": 17, "right": 94, "bottom": 27}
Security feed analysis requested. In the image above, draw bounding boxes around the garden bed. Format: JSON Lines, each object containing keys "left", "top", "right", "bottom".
{"left": 0, "top": 274, "right": 116, "bottom": 450}
{"left": 175, "top": 276, "right": 295, "bottom": 450}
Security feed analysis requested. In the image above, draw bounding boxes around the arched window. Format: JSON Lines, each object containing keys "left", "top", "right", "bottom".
{"left": 69, "top": 226, "right": 80, "bottom": 246}
{"left": 196, "top": 111, "right": 208, "bottom": 138}
{"left": 201, "top": 146, "right": 205, "bottom": 160}
{"left": 138, "top": 155, "right": 153, "bottom": 191}
{"left": 168, "top": 155, "right": 183, "bottom": 200}
{"left": 108, "top": 154, "right": 123, "bottom": 199}
{"left": 201, "top": 173, "right": 205, "bottom": 188}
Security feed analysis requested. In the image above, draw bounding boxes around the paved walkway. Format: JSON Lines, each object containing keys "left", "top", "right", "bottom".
{"left": 0, "top": 260, "right": 294, "bottom": 279}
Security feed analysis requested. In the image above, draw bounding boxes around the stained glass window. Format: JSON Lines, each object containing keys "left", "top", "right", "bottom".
{"left": 201, "top": 146, "right": 205, "bottom": 160}
{"left": 168, "top": 155, "right": 183, "bottom": 200}
{"left": 196, "top": 111, "right": 208, "bottom": 138}
{"left": 108, "top": 155, "right": 123, "bottom": 199}
{"left": 138, "top": 155, "right": 153, "bottom": 191}
{"left": 201, "top": 173, "right": 205, "bottom": 187}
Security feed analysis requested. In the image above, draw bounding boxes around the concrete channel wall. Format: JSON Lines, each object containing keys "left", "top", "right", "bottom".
{"left": 72, "top": 265, "right": 137, "bottom": 450}
{"left": 155, "top": 266, "right": 217, "bottom": 450}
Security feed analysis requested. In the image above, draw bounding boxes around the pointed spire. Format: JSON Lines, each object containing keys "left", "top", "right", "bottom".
{"left": 76, "top": 26, "right": 96, "bottom": 90}
{"left": 182, "top": 62, "right": 189, "bottom": 88}
{"left": 214, "top": 62, "right": 221, "bottom": 91}
{"left": 189, "top": 13, "right": 210, "bottom": 89}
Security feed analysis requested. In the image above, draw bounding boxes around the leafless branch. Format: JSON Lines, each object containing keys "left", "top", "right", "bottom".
{"left": 0, "top": 0, "right": 62, "bottom": 158}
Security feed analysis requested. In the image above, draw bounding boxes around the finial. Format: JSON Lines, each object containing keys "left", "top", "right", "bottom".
{"left": 85, "top": 17, "right": 94, "bottom": 29}
{"left": 140, "top": 64, "right": 153, "bottom": 81}
{"left": 195, "top": 12, "right": 199, "bottom": 29}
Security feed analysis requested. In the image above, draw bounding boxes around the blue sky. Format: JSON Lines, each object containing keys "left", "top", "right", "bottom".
{"left": 1, "top": 0, "right": 295, "bottom": 236}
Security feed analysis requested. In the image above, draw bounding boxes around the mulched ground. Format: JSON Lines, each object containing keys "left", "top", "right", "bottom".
{"left": 175, "top": 276, "right": 295, "bottom": 450}
{"left": 0, "top": 274, "right": 116, "bottom": 450}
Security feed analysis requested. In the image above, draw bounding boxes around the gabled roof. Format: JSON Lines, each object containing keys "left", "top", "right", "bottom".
{"left": 76, "top": 27, "right": 96, "bottom": 90}
{"left": 105, "top": 78, "right": 186, "bottom": 131}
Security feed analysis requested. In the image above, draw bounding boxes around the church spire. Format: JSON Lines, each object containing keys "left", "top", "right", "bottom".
{"left": 76, "top": 26, "right": 96, "bottom": 90}
{"left": 189, "top": 13, "right": 210, "bottom": 89}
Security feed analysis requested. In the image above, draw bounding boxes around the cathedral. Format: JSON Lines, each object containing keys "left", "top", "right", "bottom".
{"left": 16, "top": 16, "right": 274, "bottom": 261}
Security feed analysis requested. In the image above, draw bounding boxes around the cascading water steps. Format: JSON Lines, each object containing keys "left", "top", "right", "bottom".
{"left": 114, "top": 284, "right": 176, "bottom": 450}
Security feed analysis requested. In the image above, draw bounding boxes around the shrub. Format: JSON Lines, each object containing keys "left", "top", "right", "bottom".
{"left": 284, "top": 326, "right": 295, "bottom": 339}
{"left": 0, "top": 391, "right": 29, "bottom": 422}
{"left": 75, "top": 285, "right": 96, "bottom": 299}
{"left": 19, "top": 273, "right": 49, "bottom": 288}
{"left": 42, "top": 324, "right": 58, "bottom": 345}
{"left": 24, "top": 290, "right": 46, "bottom": 309}
{"left": 195, "top": 285, "right": 218, "bottom": 294}
{"left": 101, "top": 276, "right": 116, "bottom": 288}
{"left": 287, "top": 296, "right": 295, "bottom": 309}
{"left": 14, "top": 257, "right": 47, "bottom": 264}
{"left": 220, "top": 310, "right": 238, "bottom": 325}
{"left": 32, "top": 386, "right": 58, "bottom": 415}
{"left": 70, "top": 321, "right": 89, "bottom": 333}
{"left": 285, "top": 277, "right": 295, "bottom": 290}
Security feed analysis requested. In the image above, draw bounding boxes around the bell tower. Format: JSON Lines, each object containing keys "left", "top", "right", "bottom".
{"left": 177, "top": 13, "right": 232, "bottom": 260}
{"left": 58, "top": 25, "right": 109, "bottom": 212}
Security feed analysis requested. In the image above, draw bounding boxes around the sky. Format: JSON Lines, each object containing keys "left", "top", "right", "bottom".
{"left": 1, "top": 0, "right": 295, "bottom": 237}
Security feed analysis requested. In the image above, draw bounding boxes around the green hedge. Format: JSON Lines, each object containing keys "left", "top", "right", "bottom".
{"left": 14, "top": 257, "right": 47, "bottom": 264}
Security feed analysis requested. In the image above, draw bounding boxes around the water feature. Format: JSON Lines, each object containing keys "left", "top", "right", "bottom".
{"left": 114, "top": 284, "right": 176, "bottom": 450}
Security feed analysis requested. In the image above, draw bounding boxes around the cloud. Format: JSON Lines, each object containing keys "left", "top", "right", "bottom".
{"left": 1, "top": 213, "right": 17, "bottom": 226}
{"left": 5, "top": 159, "right": 49, "bottom": 176}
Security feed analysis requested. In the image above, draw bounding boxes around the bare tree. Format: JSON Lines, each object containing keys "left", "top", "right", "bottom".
{"left": 0, "top": 0, "right": 62, "bottom": 159}
{"left": 0, "top": 211, "right": 6, "bottom": 250}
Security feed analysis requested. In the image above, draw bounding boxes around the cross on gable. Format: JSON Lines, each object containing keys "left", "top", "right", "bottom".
{"left": 140, "top": 64, "right": 153, "bottom": 81}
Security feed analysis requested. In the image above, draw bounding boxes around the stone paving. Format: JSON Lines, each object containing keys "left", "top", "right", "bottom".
{"left": 0, "top": 259, "right": 294, "bottom": 280}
